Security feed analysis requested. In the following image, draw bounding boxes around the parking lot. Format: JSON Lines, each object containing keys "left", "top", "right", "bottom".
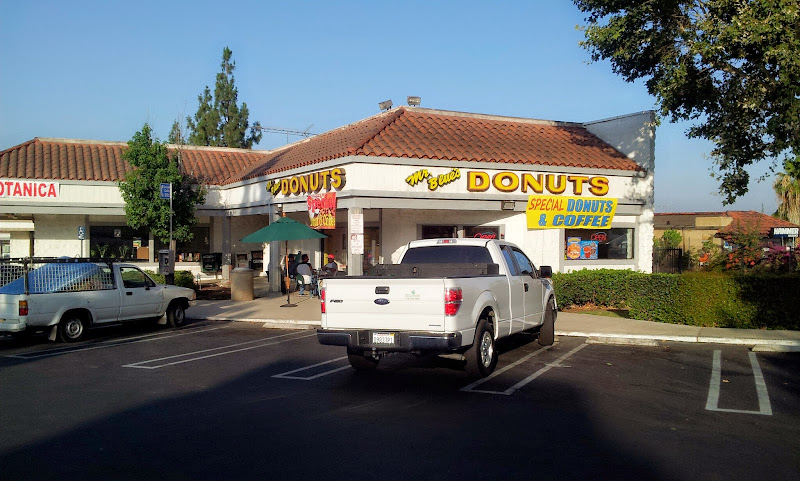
{"left": 1, "top": 320, "right": 798, "bottom": 480}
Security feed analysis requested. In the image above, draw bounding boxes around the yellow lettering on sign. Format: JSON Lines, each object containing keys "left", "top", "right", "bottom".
{"left": 266, "top": 168, "right": 347, "bottom": 197}
{"left": 466, "top": 171, "right": 609, "bottom": 196}
{"left": 467, "top": 171, "right": 490, "bottom": 192}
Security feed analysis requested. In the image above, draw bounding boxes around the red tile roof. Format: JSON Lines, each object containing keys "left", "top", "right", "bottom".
{"left": 0, "top": 138, "right": 267, "bottom": 185}
{"left": 1, "top": 108, "right": 640, "bottom": 187}
{"left": 717, "top": 210, "right": 800, "bottom": 237}
{"left": 236, "top": 107, "right": 639, "bottom": 182}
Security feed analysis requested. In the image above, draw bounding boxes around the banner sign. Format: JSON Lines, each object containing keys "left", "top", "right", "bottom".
{"left": 307, "top": 192, "right": 337, "bottom": 229}
{"left": 771, "top": 227, "right": 798, "bottom": 238}
{"left": 0, "top": 179, "right": 59, "bottom": 198}
{"left": 526, "top": 195, "right": 618, "bottom": 229}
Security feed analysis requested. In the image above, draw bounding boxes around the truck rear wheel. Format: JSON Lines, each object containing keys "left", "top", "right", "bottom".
{"left": 58, "top": 313, "right": 87, "bottom": 342}
{"left": 465, "top": 318, "right": 497, "bottom": 378}
{"left": 347, "top": 348, "right": 379, "bottom": 371}
{"left": 538, "top": 298, "right": 556, "bottom": 346}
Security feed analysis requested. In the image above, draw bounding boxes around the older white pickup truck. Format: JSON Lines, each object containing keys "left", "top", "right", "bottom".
{"left": 0, "top": 259, "right": 196, "bottom": 342}
{"left": 317, "top": 238, "right": 556, "bottom": 377}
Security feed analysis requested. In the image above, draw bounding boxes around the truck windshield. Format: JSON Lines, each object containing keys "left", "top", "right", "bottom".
{"left": 401, "top": 246, "right": 493, "bottom": 264}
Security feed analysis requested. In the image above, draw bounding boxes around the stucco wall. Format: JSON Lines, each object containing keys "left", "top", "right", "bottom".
{"left": 33, "top": 214, "right": 85, "bottom": 257}
{"left": 10, "top": 231, "right": 32, "bottom": 257}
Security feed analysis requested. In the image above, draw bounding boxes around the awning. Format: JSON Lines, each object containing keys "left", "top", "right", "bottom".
{"left": 0, "top": 220, "right": 35, "bottom": 231}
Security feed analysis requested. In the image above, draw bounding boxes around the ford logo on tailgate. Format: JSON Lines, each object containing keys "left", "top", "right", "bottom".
{"left": 374, "top": 298, "right": 390, "bottom": 305}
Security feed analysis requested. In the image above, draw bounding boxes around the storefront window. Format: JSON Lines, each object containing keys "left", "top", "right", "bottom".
{"left": 90, "top": 225, "right": 149, "bottom": 259}
{"left": 421, "top": 225, "right": 457, "bottom": 239}
{"left": 564, "top": 228, "right": 634, "bottom": 260}
{"left": 464, "top": 226, "right": 500, "bottom": 240}
{"left": 155, "top": 226, "right": 210, "bottom": 262}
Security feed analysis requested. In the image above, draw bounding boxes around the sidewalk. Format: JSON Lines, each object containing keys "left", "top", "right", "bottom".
{"left": 187, "top": 279, "right": 800, "bottom": 352}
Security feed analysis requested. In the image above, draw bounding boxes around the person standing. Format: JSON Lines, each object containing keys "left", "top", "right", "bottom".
{"left": 295, "top": 254, "right": 313, "bottom": 296}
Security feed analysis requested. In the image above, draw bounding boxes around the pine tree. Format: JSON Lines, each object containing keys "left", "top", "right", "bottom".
{"left": 186, "top": 47, "right": 262, "bottom": 149}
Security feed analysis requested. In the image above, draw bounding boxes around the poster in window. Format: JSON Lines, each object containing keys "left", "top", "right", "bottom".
{"left": 566, "top": 237, "right": 581, "bottom": 260}
{"left": 579, "top": 240, "right": 598, "bottom": 259}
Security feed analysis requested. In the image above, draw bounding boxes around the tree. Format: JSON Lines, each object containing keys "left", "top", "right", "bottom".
{"left": 774, "top": 163, "right": 800, "bottom": 224}
{"left": 168, "top": 120, "right": 185, "bottom": 145}
{"left": 186, "top": 47, "right": 262, "bottom": 149}
{"left": 656, "top": 228, "right": 682, "bottom": 249}
{"left": 118, "top": 123, "right": 206, "bottom": 248}
{"left": 574, "top": 0, "right": 800, "bottom": 203}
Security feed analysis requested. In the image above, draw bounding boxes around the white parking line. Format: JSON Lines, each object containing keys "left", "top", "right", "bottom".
{"left": 272, "top": 357, "right": 351, "bottom": 380}
{"left": 122, "top": 332, "right": 316, "bottom": 369}
{"left": 462, "top": 343, "right": 587, "bottom": 395}
{"left": 4, "top": 325, "right": 233, "bottom": 360}
{"left": 706, "top": 350, "right": 772, "bottom": 415}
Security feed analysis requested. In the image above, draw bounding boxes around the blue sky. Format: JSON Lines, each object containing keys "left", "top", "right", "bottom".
{"left": 0, "top": 0, "right": 780, "bottom": 213}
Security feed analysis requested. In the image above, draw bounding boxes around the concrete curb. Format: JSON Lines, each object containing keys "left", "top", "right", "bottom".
{"left": 189, "top": 317, "right": 800, "bottom": 350}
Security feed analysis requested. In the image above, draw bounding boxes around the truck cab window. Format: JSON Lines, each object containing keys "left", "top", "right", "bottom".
{"left": 120, "top": 267, "right": 153, "bottom": 288}
{"left": 511, "top": 248, "right": 537, "bottom": 277}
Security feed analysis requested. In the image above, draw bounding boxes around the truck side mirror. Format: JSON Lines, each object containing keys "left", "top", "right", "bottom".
{"left": 539, "top": 266, "right": 553, "bottom": 279}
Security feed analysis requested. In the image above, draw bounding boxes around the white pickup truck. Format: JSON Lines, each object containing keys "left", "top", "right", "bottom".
{"left": 0, "top": 259, "right": 196, "bottom": 342}
{"left": 317, "top": 238, "right": 557, "bottom": 377}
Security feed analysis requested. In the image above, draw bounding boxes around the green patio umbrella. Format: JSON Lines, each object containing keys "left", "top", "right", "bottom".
{"left": 241, "top": 216, "right": 327, "bottom": 307}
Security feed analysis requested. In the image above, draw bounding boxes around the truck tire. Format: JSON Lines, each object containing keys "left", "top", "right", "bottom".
{"left": 538, "top": 297, "right": 556, "bottom": 346}
{"left": 465, "top": 317, "right": 497, "bottom": 378}
{"left": 167, "top": 301, "right": 186, "bottom": 328}
{"left": 347, "top": 348, "right": 379, "bottom": 371}
{"left": 58, "top": 313, "right": 87, "bottom": 342}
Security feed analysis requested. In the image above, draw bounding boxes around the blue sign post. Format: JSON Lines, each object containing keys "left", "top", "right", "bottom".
{"left": 160, "top": 183, "right": 174, "bottom": 284}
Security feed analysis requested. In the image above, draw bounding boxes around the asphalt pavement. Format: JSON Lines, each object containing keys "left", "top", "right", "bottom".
{"left": 188, "top": 277, "right": 800, "bottom": 351}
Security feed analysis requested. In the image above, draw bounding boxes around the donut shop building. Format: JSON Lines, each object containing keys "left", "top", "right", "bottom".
{"left": 0, "top": 107, "right": 655, "bottom": 289}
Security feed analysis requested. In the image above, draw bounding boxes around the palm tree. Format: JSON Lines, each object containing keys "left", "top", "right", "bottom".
{"left": 774, "top": 172, "right": 800, "bottom": 225}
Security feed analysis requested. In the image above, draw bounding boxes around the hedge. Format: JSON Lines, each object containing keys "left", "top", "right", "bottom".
{"left": 552, "top": 269, "right": 800, "bottom": 330}
{"left": 145, "top": 270, "right": 198, "bottom": 290}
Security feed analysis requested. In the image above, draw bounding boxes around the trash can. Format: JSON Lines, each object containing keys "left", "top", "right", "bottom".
{"left": 231, "top": 267, "right": 254, "bottom": 301}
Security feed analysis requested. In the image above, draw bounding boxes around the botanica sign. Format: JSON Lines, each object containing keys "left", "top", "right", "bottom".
{"left": 0, "top": 179, "right": 59, "bottom": 198}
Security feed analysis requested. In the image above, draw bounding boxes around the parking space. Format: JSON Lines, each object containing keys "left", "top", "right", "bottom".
{"left": 2, "top": 322, "right": 799, "bottom": 480}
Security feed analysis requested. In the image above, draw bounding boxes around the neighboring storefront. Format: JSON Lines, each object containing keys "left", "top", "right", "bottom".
{"left": 0, "top": 107, "right": 655, "bottom": 291}
{"left": 655, "top": 211, "right": 799, "bottom": 251}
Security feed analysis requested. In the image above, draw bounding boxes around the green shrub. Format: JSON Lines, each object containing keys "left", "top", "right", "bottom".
{"left": 552, "top": 269, "right": 635, "bottom": 309}
{"left": 553, "top": 269, "right": 800, "bottom": 330}
{"left": 145, "top": 270, "right": 197, "bottom": 290}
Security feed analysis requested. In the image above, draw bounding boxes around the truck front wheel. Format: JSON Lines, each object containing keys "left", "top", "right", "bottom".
{"left": 465, "top": 318, "right": 497, "bottom": 378}
{"left": 167, "top": 302, "right": 186, "bottom": 328}
{"left": 347, "top": 348, "right": 379, "bottom": 371}
{"left": 538, "top": 297, "right": 556, "bottom": 346}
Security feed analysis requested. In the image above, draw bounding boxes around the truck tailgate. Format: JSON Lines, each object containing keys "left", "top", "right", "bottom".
{"left": 323, "top": 278, "right": 446, "bottom": 332}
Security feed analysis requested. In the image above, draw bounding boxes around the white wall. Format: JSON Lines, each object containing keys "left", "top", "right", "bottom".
{"left": 10, "top": 231, "right": 32, "bottom": 257}
{"left": 33, "top": 214, "right": 84, "bottom": 257}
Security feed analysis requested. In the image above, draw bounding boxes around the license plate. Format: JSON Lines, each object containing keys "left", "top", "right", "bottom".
{"left": 372, "top": 332, "right": 395, "bottom": 345}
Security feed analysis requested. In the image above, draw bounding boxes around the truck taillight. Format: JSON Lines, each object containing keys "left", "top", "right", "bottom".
{"left": 320, "top": 287, "right": 326, "bottom": 314}
{"left": 444, "top": 288, "right": 462, "bottom": 316}
{"left": 19, "top": 300, "right": 28, "bottom": 316}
